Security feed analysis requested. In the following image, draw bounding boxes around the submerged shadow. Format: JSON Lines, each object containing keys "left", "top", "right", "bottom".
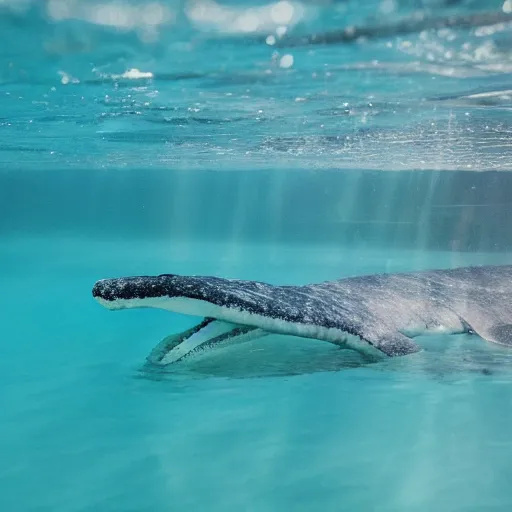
{"left": 135, "top": 333, "right": 512, "bottom": 382}
{"left": 137, "top": 334, "right": 376, "bottom": 380}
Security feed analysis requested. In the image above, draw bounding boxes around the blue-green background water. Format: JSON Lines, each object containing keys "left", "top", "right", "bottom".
{"left": 1, "top": 0, "right": 512, "bottom": 510}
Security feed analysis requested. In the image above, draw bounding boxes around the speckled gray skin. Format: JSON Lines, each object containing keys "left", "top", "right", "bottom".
{"left": 92, "top": 265, "right": 512, "bottom": 357}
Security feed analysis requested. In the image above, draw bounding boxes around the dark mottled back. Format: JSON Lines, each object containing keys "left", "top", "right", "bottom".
{"left": 93, "top": 265, "right": 512, "bottom": 356}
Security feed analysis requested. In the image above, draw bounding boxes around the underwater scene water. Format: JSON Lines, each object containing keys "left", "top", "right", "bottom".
{"left": 1, "top": 0, "right": 512, "bottom": 510}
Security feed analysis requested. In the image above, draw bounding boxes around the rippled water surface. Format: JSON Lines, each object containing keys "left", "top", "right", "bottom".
{"left": 1, "top": 0, "right": 512, "bottom": 510}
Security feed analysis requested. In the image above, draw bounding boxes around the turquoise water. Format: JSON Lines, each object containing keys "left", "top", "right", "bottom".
{"left": 2, "top": 1, "right": 512, "bottom": 510}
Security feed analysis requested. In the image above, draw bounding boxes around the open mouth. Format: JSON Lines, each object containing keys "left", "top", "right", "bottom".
{"left": 140, "top": 318, "right": 380, "bottom": 379}
{"left": 145, "top": 318, "right": 268, "bottom": 366}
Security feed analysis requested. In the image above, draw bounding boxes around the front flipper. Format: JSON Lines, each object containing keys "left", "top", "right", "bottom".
{"left": 473, "top": 323, "right": 512, "bottom": 347}
{"left": 363, "top": 331, "right": 422, "bottom": 357}
{"left": 147, "top": 318, "right": 268, "bottom": 366}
